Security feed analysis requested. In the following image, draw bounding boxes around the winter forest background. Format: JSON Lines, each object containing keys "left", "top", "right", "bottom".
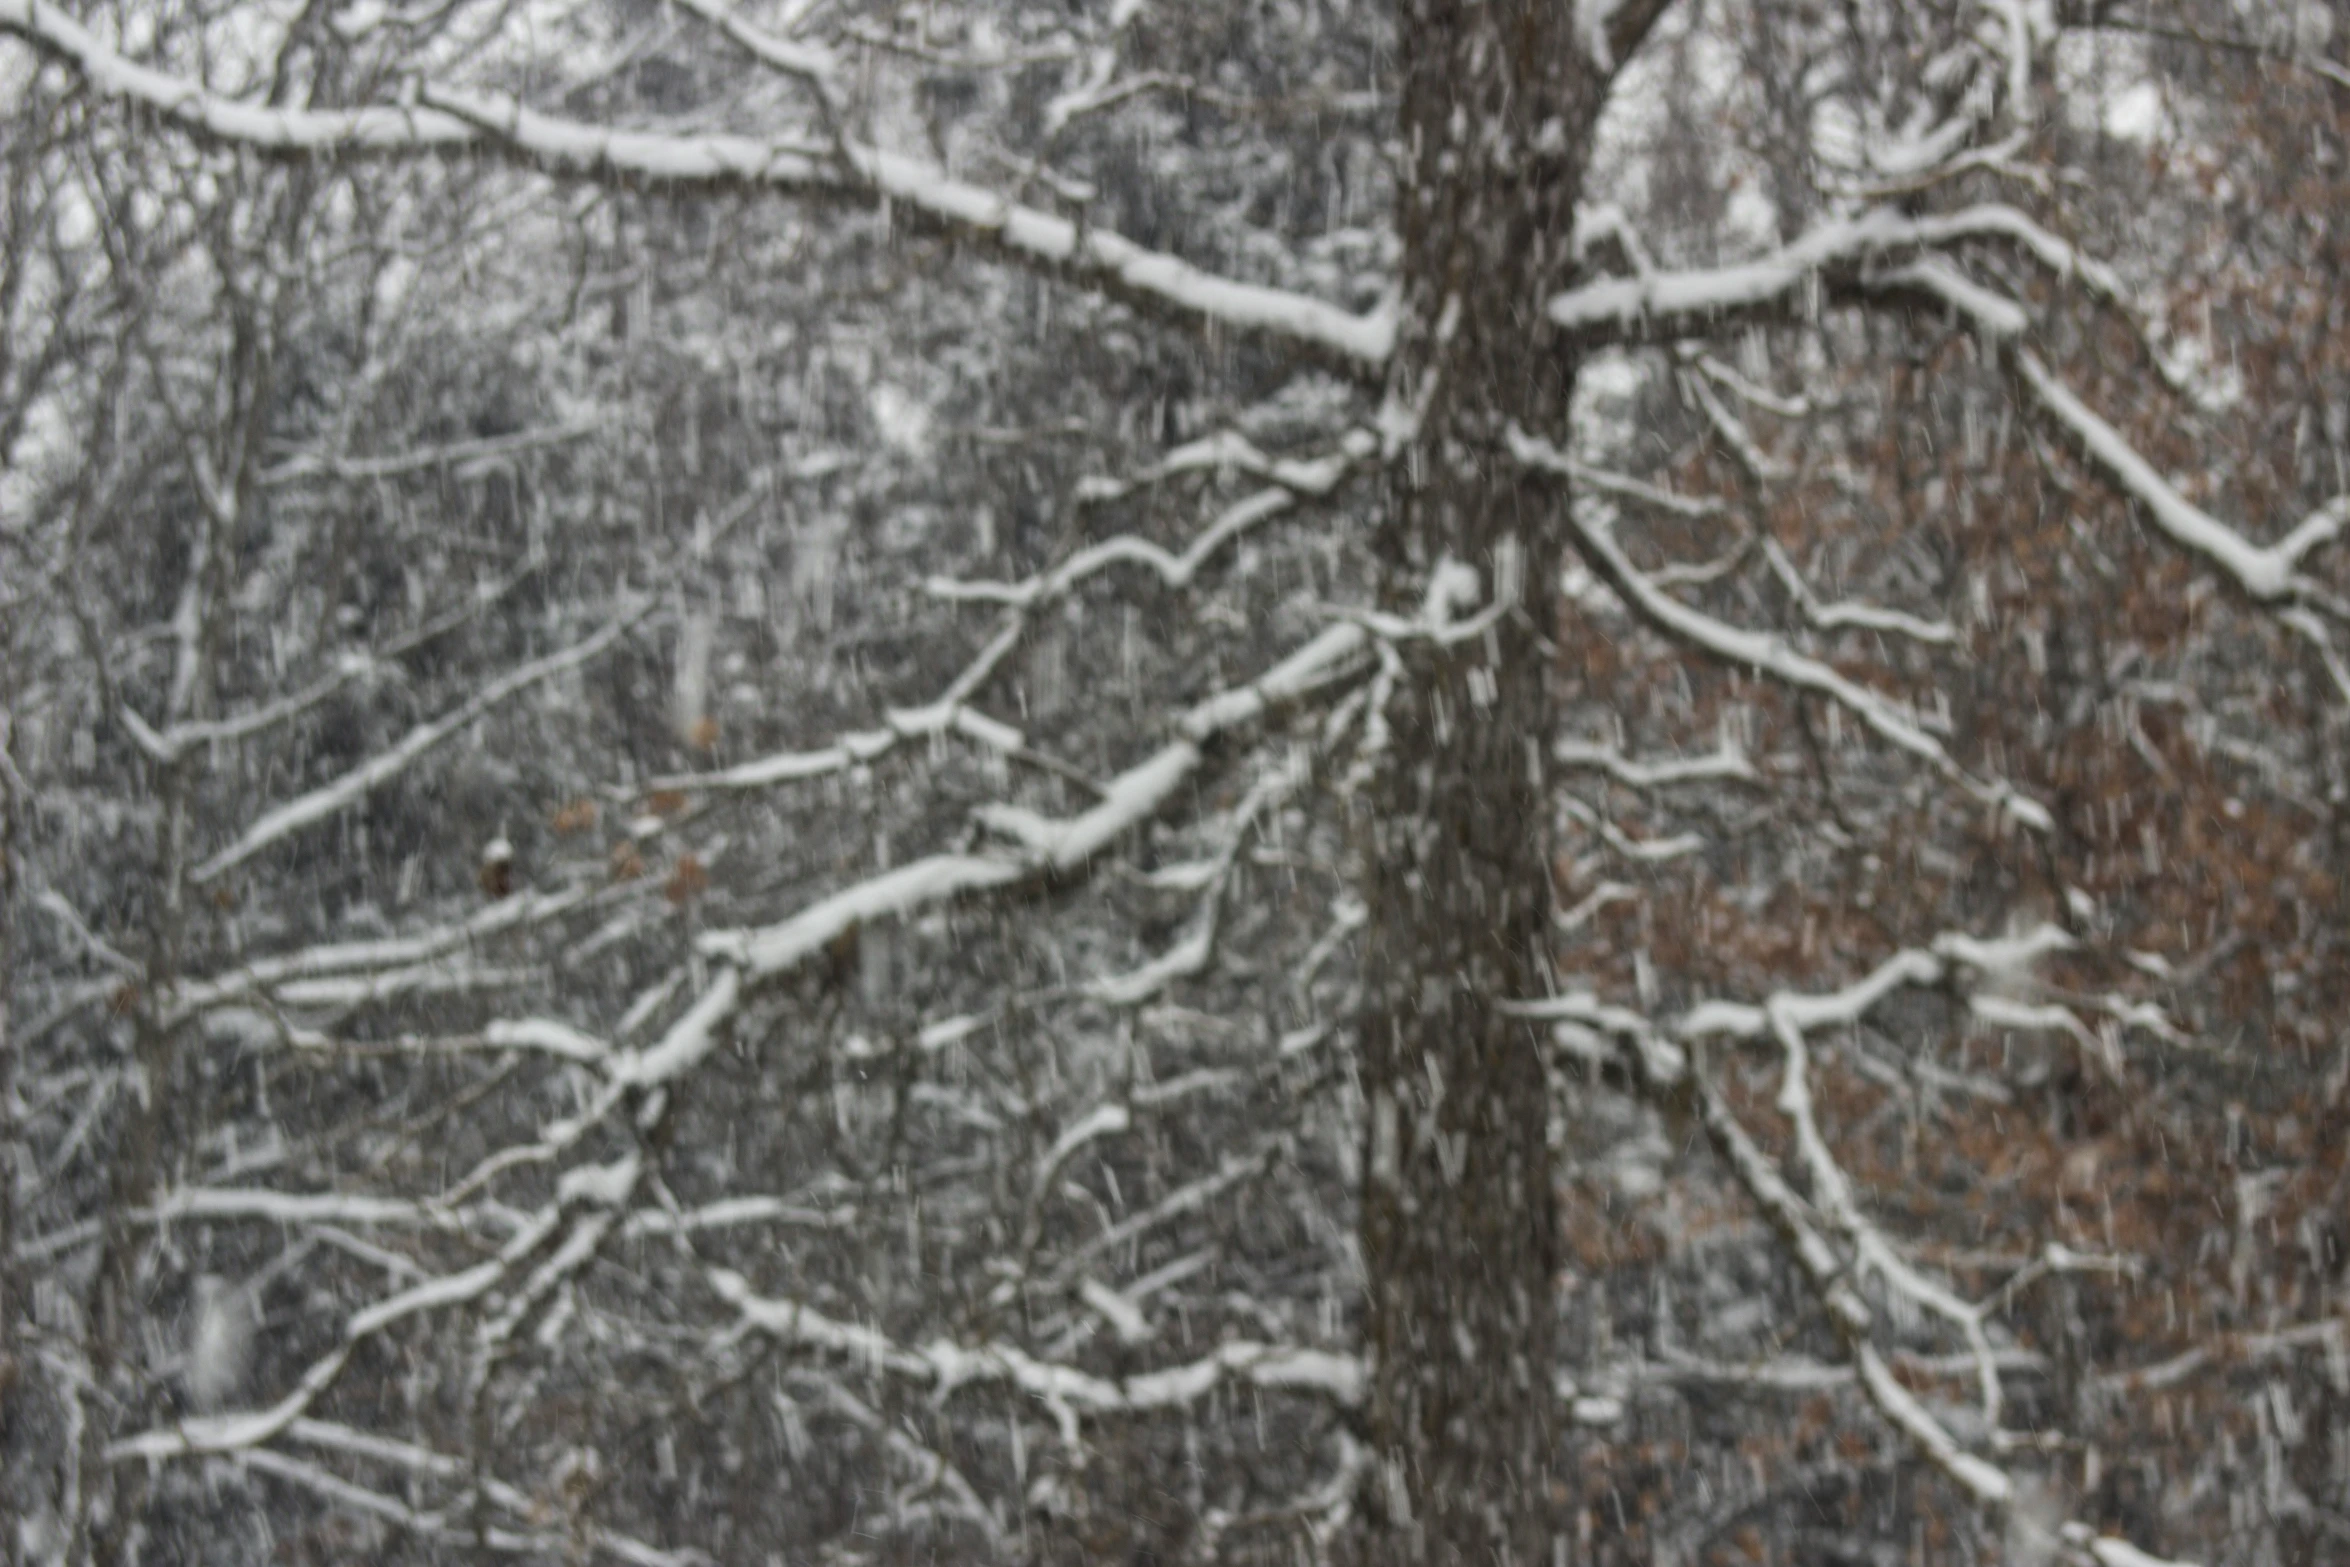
{"left": 3, "top": 1, "right": 2349, "bottom": 1563}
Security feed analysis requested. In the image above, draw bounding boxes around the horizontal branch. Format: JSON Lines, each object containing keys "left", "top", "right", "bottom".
{"left": 711, "top": 1266, "right": 1362, "bottom": 1421}
{"left": 168, "top": 883, "right": 596, "bottom": 1023}
{"left": 929, "top": 432, "right": 1369, "bottom": 608}
{"left": 1628, "top": 210, "right": 2350, "bottom": 620}
{"left": 1516, "top": 427, "right": 2053, "bottom": 831}
{"left": 1548, "top": 201, "right": 2125, "bottom": 346}
{"left": 189, "top": 611, "right": 638, "bottom": 886}
{"left": 1549, "top": 205, "right": 1926, "bottom": 341}
{"left": 2014, "top": 352, "right": 2347, "bottom": 605}
{"left": 669, "top": 419, "right": 1368, "bottom": 805}
{"left": 276, "top": 1418, "right": 712, "bottom": 1567}
{"left": 109, "top": 1151, "right": 640, "bottom": 1461}
{"left": 636, "top": 622, "right": 1370, "bottom": 1093}
{"left": 1554, "top": 737, "right": 1759, "bottom": 788}
{"left": 1519, "top": 932, "right": 2206, "bottom": 1567}
{"left": 0, "top": 1, "right": 1389, "bottom": 372}
{"left": 260, "top": 417, "right": 606, "bottom": 486}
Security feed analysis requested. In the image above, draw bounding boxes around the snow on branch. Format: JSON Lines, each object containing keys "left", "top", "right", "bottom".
{"left": 712, "top": 1262, "right": 1362, "bottom": 1438}
{"left": 0, "top": 0, "right": 483, "bottom": 151}
{"left": 977, "top": 622, "right": 1365, "bottom": 869}
{"left": 666, "top": 624, "right": 1364, "bottom": 1118}
{"left": 672, "top": 434, "right": 1366, "bottom": 806}
{"left": 1516, "top": 934, "right": 2205, "bottom": 1567}
{"left": 168, "top": 884, "right": 596, "bottom": 1023}
{"left": 471, "top": 1164, "right": 639, "bottom": 1368}
{"left": 794, "top": 1376, "right": 1004, "bottom": 1551}
{"left": 119, "top": 563, "right": 549, "bottom": 771}
{"left": 189, "top": 611, "right": 640, "bottom": 887}
{"left": 1765, "top": 996, "right": 2010, "bottom": 1421}
{"left": 1038, "top": 0, "right": 1204, "bottom": 137}
{"left": 0, "top": 2, "right": 1389, "bottom": 370}
{"left": 1697, "top": 1055, "right": 2200, "bottom": 1567}
{"left": 229, "top": 1449, "right": 520, "bottom": 1557}
{"left": 1514, "top": 428, "right": 2052, "bottom": 831}
{"left": 111, "top": 1127, "right": 647, "bottom": 1462}
{"left": 695, "top": 863, "right": 1022, "bottom": 984}
{"left": 0, "top": 3, "right": 1386, "bottom": 368}
{"left": 32, "top": 888, "right": 141, "bottom": 976}
{"left": 1636, "top": 1345, "right": 2046, "bottom": 1397}
{"left": 811, "top": 143, "right": 1393, "bottom": 371}
{"left": 974, "top": 744, "right": 1195, "bottom": 870}
{"left": 1575, "top": 0, "right": 1677, "bottom": 74}
{"left": 669, "top": 0, "right": 840, "bottom": 110}
{"left": 681, "top": 441, "right": 1363, "bottom": 808}
{"left": 1549, "top": 207, "right": 1926, "bottom": 340}
{"left": 1060, "top": 1142, "right": 1283, "bottom": 1276}
{"left": 141, "top": 1185, "right": 489, "bottom": 1232}
{"left": 261, "top": 417, "right": 606, "bottom": 487}
{"left": 1686, "top": 1064, "right": 2032, "bottom": 1513}
{"left": 1583, "top": 204, "right": 2350, "bottom": 632}
{"left": 1558, "top": 793, "right": 1706, "bottom": 863}
{"left": 1684, "top": 366, "right": 1791, "bottom": 485}
{"left": 1080, "top": 749, "right": 1309, "bottom": 1004}
{"left": 1688, "top": 352, "right": 1812, "bottom": 419}
{"left": 1541, "top": 456, "right": 1731, "bottom": 523}
{"left": 929, "top": 430, "right": 1371, "bottom": 609}
{"left": 1177, "top": 622, "right": 1372, "bottom": 740}
{"left": 1761, "top": 537, "right": 1959, "bottom": 647}
{"left": 1551, "top": 202, "right": 2146, "bottom": 348}
{"left": 1523, "top": 923, "right": 2150, "bottom": 1086}
{"left": 2014, "top": 352, "right": 2348, "bottom": 605}
{"left": 1865, "top": 255, "right": 2350, "bottom": 625}
{"left": 620, "top": 1195, "right": 855, "bottom": 1239}
{"left": 1665, "top": 367, "right": 1957, "bottom": 646}
{"left": 2099, "top": 1316, "right": 2350, "bottom": 1397}
{"left": 107, "top": 1259, "right": 501, "bottom": 1459}
{"left": 1555, "top": 736, "right": 1758, "bottom": 788}
{"left": 120, "top": 656, "right": 368, "bottom": 768}
{"left": 235, "top": 1443, "right": 712, "bottom": 1566}
{"left": 219, "top": 959, "right": 536, "bottom": 1012}
{"left": 655, "top": 699, "right": 1025, "bottom": 793}
{"left": 272, "top": 1419, "right": 713, "bottom": 1566}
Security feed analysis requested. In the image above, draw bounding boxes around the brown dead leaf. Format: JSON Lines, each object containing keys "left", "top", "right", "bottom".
{"left": 663, "top": 853, "right": 708, "bottom": 906}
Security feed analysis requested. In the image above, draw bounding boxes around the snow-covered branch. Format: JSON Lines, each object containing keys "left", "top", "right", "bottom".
{"left": 188, "top": 610, "right": 640, "bottom": 887}
{"left": 260, "top": 417, "right": 605, "bottom": 487}
{"left": 709, "top": 1266, "right": 1362, "bottom": 1424}
{"left": 1564, "top": 201, "right": 2350, "bottom": 631}
{"left": 928, "top": 430, "right": 1371, "bottom": 609}
{"left": 1555, "top": 736, "right": 1759, "bottom": 788}
{"left": 2015, "top": 353, "right": 2348, "bottom": 606}
{"left": 1516, "top": 427, "right": 2052, "bottom": 830}
{"left": 1760, "top": 537, "right": 1958, "bottom": 647}
{"left": 167, "top": 883, "right": 596, "bottom": 1023}
{"left": 1558, "top": 792, "right": 1707, "bottom": 863}
{"left": 672, "top": 431, "right": 1367, "bottom": 803}
{"left": 0, "top": 2, "right": 1390, "bottom": 371}
{"left": 1517, "top": 932, "right": 2207, "bottom": 1567}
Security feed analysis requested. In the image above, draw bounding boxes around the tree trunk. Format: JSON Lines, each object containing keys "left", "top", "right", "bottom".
{"left": 1356, "top": 6, "right": 1603, "bottom": 1562}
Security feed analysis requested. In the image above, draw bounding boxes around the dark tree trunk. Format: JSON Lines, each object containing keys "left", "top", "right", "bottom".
{"left": 1355, "top": 5, "right": 1612, "bottom": 1562}
{"left": 0, "top": 714, "right": 19, "bottom": 1565}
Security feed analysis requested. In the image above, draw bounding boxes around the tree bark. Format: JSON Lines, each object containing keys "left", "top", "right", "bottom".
{"left": 1354, "top": 5, "right": 1608, "bottom": 1562}
{"left": 0, "top": 715, "right": 20, "bottom": 1567}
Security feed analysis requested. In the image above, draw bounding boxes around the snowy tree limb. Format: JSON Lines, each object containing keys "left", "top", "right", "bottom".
{"left": 0, "top": 1, "right": 1391, "bottom": 372}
